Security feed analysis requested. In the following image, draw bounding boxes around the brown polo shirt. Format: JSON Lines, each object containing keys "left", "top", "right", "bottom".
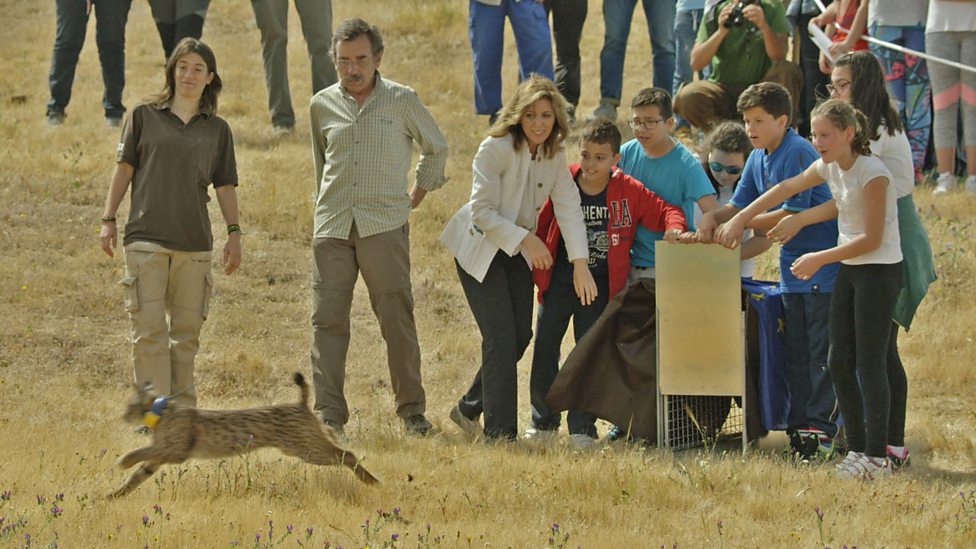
{"left": 117, "top": 103, "right": 237, "bottom": 252}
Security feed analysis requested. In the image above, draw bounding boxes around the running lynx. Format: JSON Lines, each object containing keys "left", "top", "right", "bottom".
{"left": 109, "top": 373, "right": 378, "bottom": 498}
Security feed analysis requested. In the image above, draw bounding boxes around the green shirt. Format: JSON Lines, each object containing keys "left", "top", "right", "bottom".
{"left": 697, "top": 0, "right": 790, "bottom": 87}
{"left": 309, "top": 74, "right": 449, "bottom": 240}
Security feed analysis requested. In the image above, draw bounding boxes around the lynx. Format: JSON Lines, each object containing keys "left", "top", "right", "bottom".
{"left": 109, "top": 373, "right": 379, "bottom": 498}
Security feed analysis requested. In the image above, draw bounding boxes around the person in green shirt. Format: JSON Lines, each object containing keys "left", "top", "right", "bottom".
{"left": 673, "top": 0, "right": 803, "bottom": 132}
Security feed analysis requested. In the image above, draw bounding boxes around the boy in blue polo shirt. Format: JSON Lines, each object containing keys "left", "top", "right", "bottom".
{"left": 699, "top": 82, "right": 840, "bottom": 462}
{"left": 617, "top": 87, "right": 718, "bottom": 282}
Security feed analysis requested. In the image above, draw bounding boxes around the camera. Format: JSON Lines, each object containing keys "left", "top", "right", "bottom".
{"left": 724, "top": 0, "right": 759, "bottom": 28}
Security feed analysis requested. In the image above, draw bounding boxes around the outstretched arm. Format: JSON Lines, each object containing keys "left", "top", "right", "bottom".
{"left": 716, "top": 162, "right": 823, "bottom": 249}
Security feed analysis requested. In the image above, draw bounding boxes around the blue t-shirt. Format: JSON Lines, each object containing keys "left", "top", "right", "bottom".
{"left": 730, "top": 129, "right": 839, "bottom": 293}
{"left": 618, "top": 138, "right": 714, "bottom": 267}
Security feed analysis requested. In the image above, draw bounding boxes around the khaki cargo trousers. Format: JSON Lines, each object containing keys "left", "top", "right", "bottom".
{"left": 121, "top": 241, "right": 212, "bottom": 406}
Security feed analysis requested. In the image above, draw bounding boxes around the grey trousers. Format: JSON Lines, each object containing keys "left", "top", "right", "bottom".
{"left": 250, "top": 0, "right": 338, "bottom": 128}
{"left": 310, "top": 223, "right": 426, "bottom": 426}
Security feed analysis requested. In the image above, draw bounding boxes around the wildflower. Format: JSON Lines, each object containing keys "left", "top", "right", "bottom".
{"left": 51, "top": 505, "right": 63, "bottom": 517}
{"left": 142, "top": 515, "right": 150, "bottom": 526}
{"left": 287, "top": 524, "right": 293, "bottom": 534}
{"left": 306, "top": 526, "right": 314, "bottom": 537}
{"left": 816, "top": 506, "right": 824, "bottom": 521}
{"left": 1, "top": 490, "right": 10, "bottom": 501}
{"left": 36, "top": 495, "right": 45, "bottom": 505}
{"left": 391, "top": 533, "right": 399, "bottom": 541}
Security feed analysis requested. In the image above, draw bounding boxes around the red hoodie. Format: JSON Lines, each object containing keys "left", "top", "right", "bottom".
{"left": 533, "top": 164, "right": 687, "bottom": 303}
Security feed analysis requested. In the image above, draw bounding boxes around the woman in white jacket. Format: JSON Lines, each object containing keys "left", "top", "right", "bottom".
{"left": 441, "top": 75, "right": 597, "bottom": 440}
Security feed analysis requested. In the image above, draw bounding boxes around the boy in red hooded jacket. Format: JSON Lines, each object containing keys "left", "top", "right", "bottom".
{"left": 525, "top": 119, "right": 687, "bottom": 448}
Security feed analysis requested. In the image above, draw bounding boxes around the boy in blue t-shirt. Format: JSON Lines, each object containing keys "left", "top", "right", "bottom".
{"left": 699, "top": 82, "right": 840, "bottom": 462}
{"left": 616, "top": 87, "right": 718, "bottom": 281}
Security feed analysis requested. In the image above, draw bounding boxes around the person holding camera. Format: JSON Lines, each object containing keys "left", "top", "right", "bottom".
{"left": 673, "top": 0, "right": 802, "bottom": 132}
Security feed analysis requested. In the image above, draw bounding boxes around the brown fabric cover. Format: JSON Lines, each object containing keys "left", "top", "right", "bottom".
{"left": 545, "top": 280, "right": 769, "bottom": 443}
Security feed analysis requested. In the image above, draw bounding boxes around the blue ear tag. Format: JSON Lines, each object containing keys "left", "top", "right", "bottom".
{"left": 142, "top": 396, "right": 170, "bottom": 428}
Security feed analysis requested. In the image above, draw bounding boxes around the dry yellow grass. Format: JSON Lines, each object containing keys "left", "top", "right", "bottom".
{"left": 1, "top": 0, "right": 974, "bottom": 546}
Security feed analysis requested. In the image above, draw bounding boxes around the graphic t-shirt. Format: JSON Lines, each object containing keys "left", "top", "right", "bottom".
{"left": 556, "top": 178, "right": 610, "bottom": 282}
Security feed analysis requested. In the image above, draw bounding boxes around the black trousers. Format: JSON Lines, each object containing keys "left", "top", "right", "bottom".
{"left": 545, "top": 0, "right": 587, "bottom": 107}
{"left": 455, "top": 253, "right": 534, "bottom": 439}
{"left": 828, "top": 262, "right": 903, "bottom": 458}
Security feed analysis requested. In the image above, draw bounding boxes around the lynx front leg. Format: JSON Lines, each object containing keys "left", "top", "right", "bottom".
{"left": 107, "top": 460, "right": 161, "bottom": 498}
{"left": 117, "top": 446, "right": 156, "bottom": 469}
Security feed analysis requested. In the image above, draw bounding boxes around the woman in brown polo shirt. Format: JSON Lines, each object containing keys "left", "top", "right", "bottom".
{"left": 98, "top": 37, "right": 239, "bottom": 408}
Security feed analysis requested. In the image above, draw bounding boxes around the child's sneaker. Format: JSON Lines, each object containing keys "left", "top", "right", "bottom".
{"left": 569, "top": 433, "right": 598, "bottom": 450}
{"left": 835, "top": 451, "right": 891, "bottom": 480}
{"left": 933, "top": 172, "right": 955, "bottom": 194}
{"left": 965, "top": 175, "right": 976, "bottom": 194}
{"left": 804, "top": 429, "right": 836, "bottom": 463}
{"left": 522, "top": 427, "right": 559, "bottom": 444}
{"left": 886, "top": 445, "right": 911, "bottom": 470}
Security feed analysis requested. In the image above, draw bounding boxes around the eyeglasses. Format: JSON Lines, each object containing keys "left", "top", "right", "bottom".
{"left": 708, "top": 161, "right": 743, "bottom": 175}
{"left": 826, "top": 80, "right": 851, "bottom": 95}
{"left": 629, "top": 118, "right": 665, "bottom": 130}
{"left": 336, "top": 57, "right": 372, "bottom": 69}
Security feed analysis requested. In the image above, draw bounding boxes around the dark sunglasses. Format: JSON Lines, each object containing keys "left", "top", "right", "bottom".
{"left": 708, "top": 161, "right": 742, "bottom": 175}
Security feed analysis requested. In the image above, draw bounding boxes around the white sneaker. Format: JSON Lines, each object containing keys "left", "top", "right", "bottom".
{"left": 569, "top": 433, "right": 598, "bottom": 450}
{"left": 835, "top": 451, "right": 891, "bottom": 480}
{"left": 933, "top": 172, "right": 955, "bottom": 194}
{"left": 964, "top": 175, "right": 976, "bottom": 194}
{"left": 449, "top": 405, "right": 481, "bottom": 436}
{"left": 522, "top": 427, "right": 559, "bottom": 444}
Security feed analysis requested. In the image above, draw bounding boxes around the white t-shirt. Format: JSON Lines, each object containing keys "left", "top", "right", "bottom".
{"left": 926, "top": 0, "right": 976, "bottom": 33}
{"left": 815, "top": 155, "right": 902, "bottom": 265}
{"left": 869, "top": 0, "right": 927, "bottom": 27}
{"left": 693, "top": 185, "right": 756, "bottom": 278}
{"left": 871, "top": 126, "right": 914, "bottom": 198}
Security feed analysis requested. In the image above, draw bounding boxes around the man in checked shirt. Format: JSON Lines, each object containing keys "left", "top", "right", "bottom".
{"left": 309, "top": 17, "right": 448, "bottom": 437}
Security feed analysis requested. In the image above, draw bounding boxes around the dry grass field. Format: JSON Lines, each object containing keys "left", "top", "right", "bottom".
{"left": 1, "top": 0, "right": 975, "bottom": 546}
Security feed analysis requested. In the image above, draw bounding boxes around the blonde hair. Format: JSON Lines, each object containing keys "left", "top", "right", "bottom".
{"left": 812, "top": 99, "right": 872, "bottom": 157}
{"left": 488, "top": 74, "right": 570, "bottom": 159}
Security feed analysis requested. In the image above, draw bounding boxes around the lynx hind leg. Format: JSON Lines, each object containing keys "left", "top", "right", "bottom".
{"left": 108, "top": 461, "right": 162, "bottom": 498}
{"left": 341, "top": 450, "right": 380, "bottom": 485}
{"left": 301, "top": 433, "right": 380, "bottom": 485}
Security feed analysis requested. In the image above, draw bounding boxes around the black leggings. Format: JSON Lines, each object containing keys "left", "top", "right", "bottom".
{"left": 886, "top": 322, "right": 908, "bottom": 447}
{"left": 828, "top": 262, "right": 903, "bottom": 458}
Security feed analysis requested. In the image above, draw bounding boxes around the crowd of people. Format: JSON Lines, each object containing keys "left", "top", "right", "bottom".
{"left": 75, "top": 0, "right": 975, "bottom": 481}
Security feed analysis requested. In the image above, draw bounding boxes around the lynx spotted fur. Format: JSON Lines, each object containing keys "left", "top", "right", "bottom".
{"left": 109, "top": 373, "right": 378, "bottom": 498}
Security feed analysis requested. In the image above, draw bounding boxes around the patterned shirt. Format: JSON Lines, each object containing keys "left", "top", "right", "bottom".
{"left": 309, "top": 74, "right": 449, "bottom": 239}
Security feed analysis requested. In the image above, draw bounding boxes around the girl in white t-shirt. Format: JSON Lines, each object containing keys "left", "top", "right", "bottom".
{"left": 717, "top": 99, "right": 902, "bottom": 480}
{"left": 828, "top": 50, "right": 937, "bottom": 470}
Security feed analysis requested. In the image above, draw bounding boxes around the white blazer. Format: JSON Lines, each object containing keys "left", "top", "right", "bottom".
{"left": 440, "top": 134, "right": 588, "bottom": 282}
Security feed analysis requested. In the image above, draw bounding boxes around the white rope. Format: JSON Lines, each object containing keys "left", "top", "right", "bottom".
{"left": 810, "top": 0, "right": 976, "bottom": 74}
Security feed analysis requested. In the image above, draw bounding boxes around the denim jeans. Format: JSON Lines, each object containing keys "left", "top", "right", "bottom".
{"left": 782, "top": 291, "right": 837, "bottom": 437}
{"left": 828, "top": 263, "right": 902, "bottom": 458}
{"left": 469, "top": 0, "right": 554, "bottom": 115}
{"left": 600, "top": 0, "right": 676, "bottom": 100}
{"left": 455, "top": 253, "right": 535, "bottom": 439}
{"left": 672, "top": 8, "right": 703, "bottom": 96}
{"left": 529, "top": 272, "right": 609, "bottom": 437}
{"left": 48, "top": 0, "right": 131, "bottom": 119}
